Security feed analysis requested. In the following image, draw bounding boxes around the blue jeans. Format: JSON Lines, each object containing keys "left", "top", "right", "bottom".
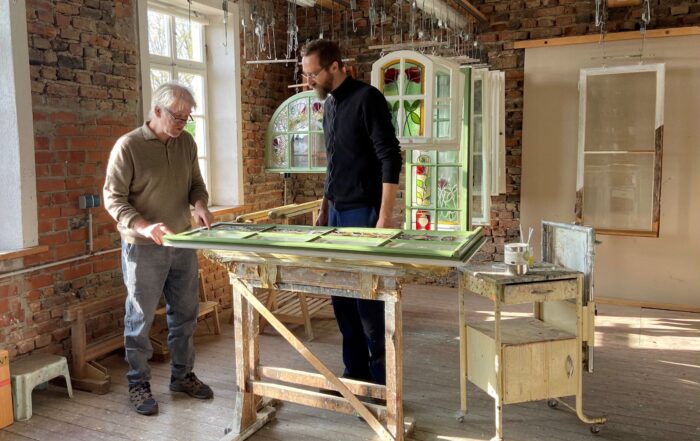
{"left": 121, "top": 242, "right": 200, "bottom": 386}
{"left": 328, "top": 204, "right": 386, "bottom": 385}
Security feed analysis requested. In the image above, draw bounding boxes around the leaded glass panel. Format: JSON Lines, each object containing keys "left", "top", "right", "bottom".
{"left": 177, "top": 72, "right": 204, "bottom": 111}
{"left": 274, "top": 107, "right": 288, "bottom": 132}
{"left": 437, "top": 167, "right": 459, "bottom": 210}
{"left": 404, "top": 62, "right": 424, "bottom": 95}
{"left": 382, "top": 62, "right": 401, "bottom": 96}
{"left": 402, "top": 99, "right": 423, "bottom": 137}
{"left": 289, "top": 99, "right": 309, "bottom": 131}
{"left": 310, "top": 100, "right": 324, "bottom": 130}
{"left": 271, "top": 136, "right": 288, "bottom": 168}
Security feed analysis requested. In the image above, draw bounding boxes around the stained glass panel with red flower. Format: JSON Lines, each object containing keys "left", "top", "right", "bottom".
{"left": 382, "top": 63, "right": 401, "bottom": 96}
{"left": 310, "top": 99, "right": 324, "bottom": 130}
{"left": 404, "top": 62, "right": 424, "bottom": 95}
{"left": 271, "top": 136, "right": 288, "bottom": 168}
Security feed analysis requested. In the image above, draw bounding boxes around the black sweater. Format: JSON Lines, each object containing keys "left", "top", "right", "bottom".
{"left": 323, "top": 77, "right": 402, "bottom": 211}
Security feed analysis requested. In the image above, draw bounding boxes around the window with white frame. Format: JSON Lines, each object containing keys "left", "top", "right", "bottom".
{"left": 145, "top": 7, "right": 210, "bottom": 189}
{"left": 469, "top": 68, "right": 505, "bottom": 226}
{"left": 0, "top": 0, "right": 39, "bottom": 252}
{"left": 138, "top": 1, "right": 243, "bottom": 207}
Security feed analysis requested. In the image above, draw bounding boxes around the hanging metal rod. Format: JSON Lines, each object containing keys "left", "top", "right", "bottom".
{"left": 367, "top": 40, "right": 449, "bottom": 50}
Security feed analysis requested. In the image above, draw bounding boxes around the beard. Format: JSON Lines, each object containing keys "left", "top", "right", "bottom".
{"left": 313, "top": 77, "right": 333, "bottom": 100}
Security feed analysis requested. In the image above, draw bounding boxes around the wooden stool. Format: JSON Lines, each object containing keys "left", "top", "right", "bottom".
{"left": 10, "top": 353, "right": 73, "bottom": 420}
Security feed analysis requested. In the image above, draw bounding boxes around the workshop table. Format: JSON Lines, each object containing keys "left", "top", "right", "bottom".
{"left": 208, "top": 250, "right": 452, "bottom": 441}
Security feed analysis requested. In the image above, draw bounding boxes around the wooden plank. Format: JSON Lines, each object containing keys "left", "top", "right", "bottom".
{"left": 257, "top": 366, "right": 386, "bottom": 399}
{"left": 514, "top": 26, "right": 700, "bottom": 49}
{"left": 231, "top": 281, "right": 257, "bottom": 434}
{"left": 384, "top": 299, "right": 404, "bottom": 441}
{"left": 0, "top": 245, "right": 48, "bottom": 261}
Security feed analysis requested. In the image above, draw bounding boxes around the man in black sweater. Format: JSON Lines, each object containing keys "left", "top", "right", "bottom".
{"left": 301, "top": 40, "right": 402, "bottom": 388}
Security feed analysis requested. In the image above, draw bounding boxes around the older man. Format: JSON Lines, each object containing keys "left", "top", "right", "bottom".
{"left": 104, "top": 82, "right": 214, "bottom": 415}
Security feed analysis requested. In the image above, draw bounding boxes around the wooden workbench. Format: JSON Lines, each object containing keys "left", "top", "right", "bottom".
{"left": 208, "top": 250, "right": 453, "bottom": 441}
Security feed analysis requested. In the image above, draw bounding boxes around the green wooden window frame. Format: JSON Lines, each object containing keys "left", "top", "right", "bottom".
{"left": 265, "top": 91, "right": 326, "bottom": 173}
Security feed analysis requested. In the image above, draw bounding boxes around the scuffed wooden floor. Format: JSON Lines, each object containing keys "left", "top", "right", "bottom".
{"left": 1, "top": 285, "right": 698, "bottom": 441}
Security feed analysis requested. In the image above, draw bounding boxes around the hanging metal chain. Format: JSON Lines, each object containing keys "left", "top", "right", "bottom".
{"left": 222, "top": 1, "right": 229, "bottom": 54}
{"left": 639, "top": 0, "right": 652, "bottom": 61}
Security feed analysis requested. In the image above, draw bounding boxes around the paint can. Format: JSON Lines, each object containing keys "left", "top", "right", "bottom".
{"left": 504, "top": 243, "right": 530, "bottom": 275}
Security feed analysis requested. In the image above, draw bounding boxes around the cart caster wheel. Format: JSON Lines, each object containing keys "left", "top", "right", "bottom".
{"left": 224, "top": 427, "right": 232, "bottom": 435}
{"left": 456, "top": 415, "right": 465, "bottom": 423}
{"left": 547, "top": 399, "right": 558, "bottom": 408}
{"left": 590, "top": 425, "right": 601, "bottom": 435}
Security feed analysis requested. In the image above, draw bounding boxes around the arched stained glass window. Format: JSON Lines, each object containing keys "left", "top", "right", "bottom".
{"left": 265, "top": 91, "right": 326, "bottom": 173}
{"left": 371, "top": 50, "right": 464, "bottom": 151}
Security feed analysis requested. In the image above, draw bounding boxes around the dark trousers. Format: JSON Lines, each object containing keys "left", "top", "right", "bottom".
{"left": 328, "top": 203, "right": 385, "bottom": 385}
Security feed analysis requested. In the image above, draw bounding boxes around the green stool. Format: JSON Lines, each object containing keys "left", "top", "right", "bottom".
{"left": 10, "top": 353, "right": 73, "bottom": 420}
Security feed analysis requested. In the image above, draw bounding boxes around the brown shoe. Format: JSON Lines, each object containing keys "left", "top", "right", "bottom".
{"left": 129, "top": 382, "right": 159, "bottom": 415}
{"left": 170, "top": 372, "right": 214, "bottom": 399}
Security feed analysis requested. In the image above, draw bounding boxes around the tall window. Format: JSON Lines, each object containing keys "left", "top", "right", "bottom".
{"left": 145, "top": 7, "right": 210, "bottom": 190}
{"left": 469, "top": 68, "right": 505, "bottom": 226}
{"left": 140, "top": 2, "right": 243, "bottom": 207}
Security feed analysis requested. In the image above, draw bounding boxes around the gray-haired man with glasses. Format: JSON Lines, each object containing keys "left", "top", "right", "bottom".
{"left": 104, "top": 82, "right": 214, "bottom": 415}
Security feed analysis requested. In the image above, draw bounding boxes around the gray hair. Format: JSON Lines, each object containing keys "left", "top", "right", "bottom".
{"left": 149, "top": 82, "right": 197, "bottom": 119}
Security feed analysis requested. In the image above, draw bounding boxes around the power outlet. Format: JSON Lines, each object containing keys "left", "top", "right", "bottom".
{"left": 79, "top": 194, "right": 100, "bottom": 209}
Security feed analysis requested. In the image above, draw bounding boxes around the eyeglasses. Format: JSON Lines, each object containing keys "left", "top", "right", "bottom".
{"left": 162, "top": 107, "right": 194, "bottom": 124}
{"left": 302, "top": 65, "right": 328, "bottom": 81}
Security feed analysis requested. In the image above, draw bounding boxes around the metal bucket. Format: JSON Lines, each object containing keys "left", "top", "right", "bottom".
{"left": 504, "top": 242, "right": 530, "bottom": 275}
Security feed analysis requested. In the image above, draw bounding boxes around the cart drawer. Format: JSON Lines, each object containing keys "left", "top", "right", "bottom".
{"left": 467, "top": 318, "right": 578, "bottom": 404}
{"left": 501, "top": 279, "right": 577, "bottom": 304}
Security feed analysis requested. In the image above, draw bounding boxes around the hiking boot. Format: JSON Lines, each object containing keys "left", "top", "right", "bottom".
{"left": 129, "top": 382, "right": 159, "bottom": 415}
{"left": 170, "top": 372, "right": 214, "bottom": 399}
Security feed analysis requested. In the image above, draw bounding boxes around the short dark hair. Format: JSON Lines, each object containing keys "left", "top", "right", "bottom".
{"left": 301, "top": 39, "right": 344, "bottom": 69}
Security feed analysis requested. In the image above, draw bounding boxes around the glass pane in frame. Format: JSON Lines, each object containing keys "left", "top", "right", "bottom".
{"left": 270, "top": 136, "right": 288, "bottom": 168}
{"left": 382, "top": 62, "right": 401, "bottom": 96}
{"left": 403, "top": 99, "right": 423, "bottom": 137}
{"left": 404, "top": 61, "right": 424, "bottom": 95}
{"left": 437, "top": 167, "right": 459, "bottom": 210}
{"left": 175, "top": 17, "right": 204, "bottom": 62}
{"left": 291, "top": 134, "right": 309, "bottom": 168}
{"left": 437, "top": 211, "right": 460, "bottom": 231}
{"left": 150, "top": 68, "right": 171, "bottom": 92}
{"left": 147, "top": 10, "right": 170, "bottom": 57}
{"left": 310, "top": 133, "right": 326, "bottom": 167}
{"left": 387, "top": 100, "right": 400, "bottom": 136}
{"left": 310, "top": 100, "right": 324, "bottom": 130}
{"left": 289, "top": 98, "right": 309, "bottom": 131}
{"left": 177, "top": 71, "right": 205, "bottom": 114}
{"left": 411, "top": 209, "right": 435, "bottom": 231}
{"left": 274, "top": 107, "right": 288, "bottom": 133}
{"left": 436, "top": 72, "right": 450, "bottom": 98}
{"left": 585, "top": 71, "right": 657, "bottom": 152}
{"left": 583, "top": 153, "right": 655, "bottom": 231}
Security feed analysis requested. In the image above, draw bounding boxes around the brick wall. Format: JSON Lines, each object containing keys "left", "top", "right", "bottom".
{"left": 0, "top": 0, "right": 291, "bottom": 359}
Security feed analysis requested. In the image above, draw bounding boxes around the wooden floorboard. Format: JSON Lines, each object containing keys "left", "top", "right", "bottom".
{"left": 2, "top": 284, "right": 698, "bottom": 441}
